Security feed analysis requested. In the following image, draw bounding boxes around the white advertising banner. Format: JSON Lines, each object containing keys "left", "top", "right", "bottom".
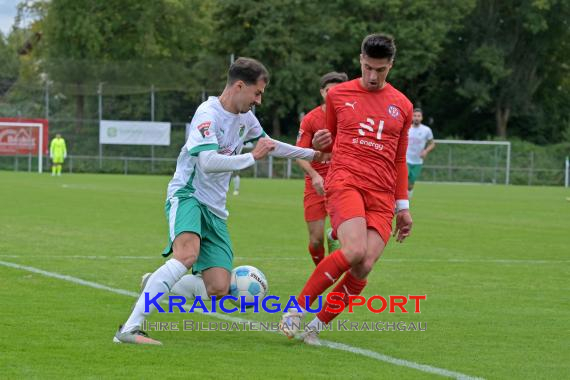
{"left": 100, "top": 120, "right": 171, "bottom": 146}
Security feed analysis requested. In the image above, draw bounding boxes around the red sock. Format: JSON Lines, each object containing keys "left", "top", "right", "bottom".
{"left": 308, "top": 244, "right": 325, "bottom": 266}
{"left": 317, "top": 271, "right": 368, "bottom": 324}
{"left": 297, "top": 249, "right": 350, "bottom": 310}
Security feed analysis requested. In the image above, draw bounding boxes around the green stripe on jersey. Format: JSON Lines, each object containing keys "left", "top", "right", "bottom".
{"left": 189, "top": 143, "right": 219, "bottom": 156}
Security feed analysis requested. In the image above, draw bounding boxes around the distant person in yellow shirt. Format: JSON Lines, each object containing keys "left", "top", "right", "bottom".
{"left": 50, "top": 133, "right": 67, "bottom": 176}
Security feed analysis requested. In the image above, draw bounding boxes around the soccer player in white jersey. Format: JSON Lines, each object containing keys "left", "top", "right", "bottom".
{"left": 407, "top": 108, "right": 435, "bottom": 199}
{"left": 114, "top": 57, "right": 326, "bottom": 345}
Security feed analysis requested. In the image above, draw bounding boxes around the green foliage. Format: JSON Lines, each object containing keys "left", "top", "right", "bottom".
{"left": 1, "top": 0, "right": 569, "bottom": 145}
{"left": 448, "top": 0, "right": 570, "bottom": 137}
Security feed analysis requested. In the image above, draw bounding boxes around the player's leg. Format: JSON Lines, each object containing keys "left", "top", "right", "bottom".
{"left": 51, "top": 160, "right": 56, "bottom": 176}
{"left": 297, "top": 214, "right": 367, "bottom": 309}
{"left": 306, "top": 219, "right": 325, "bottom": 265}
{"left": 232, "top": 174, "right": 240, "bottom": 195}
{"left": 280, "top": 188, "right": 368, "bottom": 338}
{"left": 114, "top": 232, "right": 198, "bottom": 345}
{"left": 202, "top": 267, "right": 231, "bottom": 297}
{"left": 304, "top": 191, "right": 327, "bottom": 265}
{"left": 115, "top": 197, "right": 203, "bottom": 344}
{"left": 408, "top": 163, "right": 422, "bottom": 199}
{"left": 280, "top": 216, "right": 367, "bottom": 338}
{"left": 303, "top": 228, "right": 385, "bottom": 344}
{"left": 407, "top": 163, "right": 414, "bottom": 198}
{"left": 190, "top": 206, "right": 233, "bottom": 297}
{"left": 171, "top": 273, "right": 209, "bottom": 300}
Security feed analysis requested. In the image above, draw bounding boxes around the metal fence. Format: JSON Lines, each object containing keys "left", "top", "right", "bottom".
{"left": 1, "top": 152, "right": 568, "bottom": 186}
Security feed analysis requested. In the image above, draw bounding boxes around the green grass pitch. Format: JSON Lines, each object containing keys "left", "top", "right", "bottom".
{"left": 1, "top": 171, "right": 568, "bottom": 379}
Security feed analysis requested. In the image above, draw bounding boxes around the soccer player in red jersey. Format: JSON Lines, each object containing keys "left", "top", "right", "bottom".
{"left": 280, "top": 34, "right": 414, "bottom": 345}
{"left": 296, "top": 72, "right": 348, "bottom": 266}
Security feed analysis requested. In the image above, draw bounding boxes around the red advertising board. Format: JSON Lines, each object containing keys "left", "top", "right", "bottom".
{"left": 0, "top": 118, "right": 49, "bottom": 156}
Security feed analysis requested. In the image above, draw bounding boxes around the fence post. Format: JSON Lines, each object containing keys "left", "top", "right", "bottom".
{"left": 98, "top": 83, "right": 103, "bottom": 170}
{"left": 286, "top": 158, "right": 292, "bottom": 179}
{"left": 124, "top": 158, "right": 128, "bottom": 175}
{"left": 254, "top": 161, "right": 258, "bottom": 178}
{"left": 14, "top": 156, "right": 18, "bottom": 171}
{"left": 528, "top": 151, "right": 534, "bottom": 186}
{"left": 564, "top": 156, "right": 570, "bottom": 187}
{"left": 69, "top": 155, "right": 73, "bottom": 173}
{"left": 268, "top": 156, "right": 273, "bottom": 179}
{"left": 447, "top": 147, "right": 452, "bottom": 181}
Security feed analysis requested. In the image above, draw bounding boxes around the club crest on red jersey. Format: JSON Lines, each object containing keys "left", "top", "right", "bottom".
{"left": 297, "top": 129, "right": 304, "bottom": 142}
{"left": 388, "top": 105, "right": 400, "bottom": 119}
{"left": 197, "top": 121, "right": 211, "bottom": 138}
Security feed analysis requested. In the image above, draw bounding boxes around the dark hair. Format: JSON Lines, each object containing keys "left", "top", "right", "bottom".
{"left": 227, "top": 57, "right": 269, "bottom": 85}
{"left": 361, "top": 34, "right": 396, "bottom": 61}
{"left": 413, "top": 108, "right": 423, "bottom": 114}
{"left": 320, "top": 71, "right": 348, "bottom": 89}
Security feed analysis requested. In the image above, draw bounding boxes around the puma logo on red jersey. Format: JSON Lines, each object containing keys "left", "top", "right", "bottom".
{"left": 345, "top": 101, "right": 357, "bottom": 110}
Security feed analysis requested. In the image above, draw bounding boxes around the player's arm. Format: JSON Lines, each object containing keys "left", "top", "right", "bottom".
{"left": 311, "top": 93, "right": 337, "bottom": 152}
{"left": 296, "top": 118, "right": 326, "bottom": 194}
{"left": 297, "top": 159, "right": 325, "bottom": 195}
{"left": 264, "top": 135, "right": 327, "bottom": 162}
{"left": 198, "top": 139, "right": 275, "bottom": 173}
{"left": 421, "top": 139, "right": 435, "bottom": 159}
{"left": 393, "top": 105, "right": 413, "bottom": 242}
{"left": 63, "top": 139, "right": 67, "bottom": 159}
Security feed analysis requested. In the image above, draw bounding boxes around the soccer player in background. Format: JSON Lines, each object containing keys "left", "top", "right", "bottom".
{"left": 296, "top": 72, "right": 348, "bottom": 266}
{"left": 280, "top": 34, "right": 413, "bottom": 345}
{"left": 49, "top": 133, "right": 67, "bottom": 176}
{"left": 407, "top": 108, "right": 435, "bottom": 199}
{"left": 114, "top": 57, "right": 327, "bottom": 345}
{"left": 232, "top": 173, "right": 241, "bottom": 195}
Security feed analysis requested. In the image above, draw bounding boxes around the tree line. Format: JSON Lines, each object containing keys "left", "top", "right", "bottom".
{"left": 0, "top": 0, "right": 569, "bottom": 144}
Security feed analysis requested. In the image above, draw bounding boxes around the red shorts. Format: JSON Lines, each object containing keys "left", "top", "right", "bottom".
{"left": 303, "top": 186, "right": 327, "bottom": 222}
{"left": 326, "top": 184, "right": 394, "bottom": 244}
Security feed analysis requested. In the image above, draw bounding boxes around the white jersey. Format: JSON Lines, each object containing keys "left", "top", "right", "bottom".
{"left": 167, "top": 97, "right": 265, "bottom": 219}
{"left": 407, "top": 124, "right": 434, "bottom": 165}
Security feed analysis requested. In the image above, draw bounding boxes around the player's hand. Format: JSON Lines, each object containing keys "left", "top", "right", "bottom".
{"left": 420, "top": 150, "right": 427, "bottom": 159}
{"left": 393, "top": 209, "right": 412, "bottom": 243}
{"left": 312, "top": 151, "right": 331, "bottom": 163}
{"left": 311, "top": 173, "right": 325, "bottom": 196}
{"left": 312, "top": 130, "right": 332, "bottom": 151}
{"left": 251, "top": 138, "right": 276, "bottom": 160}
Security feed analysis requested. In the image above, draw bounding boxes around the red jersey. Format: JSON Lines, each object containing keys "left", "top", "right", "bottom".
{"left": 325, "top": 79, "right": 412, "bottom": 201}
{"left": 296, "top": 105, "right": 330, "bottom": 180}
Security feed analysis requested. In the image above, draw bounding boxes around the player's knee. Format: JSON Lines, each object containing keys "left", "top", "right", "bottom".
{"left": 309, "top": 236, "right": 324, "bottom": 249}
{"left": 342, "top": 243, "right": 367, "bottom": 264}
{"left": 356, "top": 259, "right": 375, "bottom": 277}
{"left": 206, "top": 282, "right": 229, "bottom": 298}
{"left": 173, "top": 248, "right": 198, "bottom": 268}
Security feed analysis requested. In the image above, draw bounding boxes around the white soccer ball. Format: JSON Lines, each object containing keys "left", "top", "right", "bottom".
{"left": 229, "top": 265, "right": 269, "bottom": 307}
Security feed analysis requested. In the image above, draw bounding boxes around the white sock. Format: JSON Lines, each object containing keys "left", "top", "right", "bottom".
{"left": 233, "top": 175, "right": 240, "bottom": 193}
{"left": 122, "top": 258, "right": 188, "bottom": 332}
{"left": 408, "top": 189, "right": 414, "bottom": 199}
{"left": 307, "top": 316, "right": 324, "bottom": 332}
{"left": 171, "top": 274, "right": 210, "bottom": 300}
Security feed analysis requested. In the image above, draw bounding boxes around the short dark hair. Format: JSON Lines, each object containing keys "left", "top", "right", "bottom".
{"left": 227, "top": 57, "right": 269, "bottom": 86}
{"left": 320, "top": 71, "right": 348, "bottom": 89}
{"left": 361, "top": 34, "right": 396, "bottom": 61}
{"left": 413, "top": 108, "right": 423, "bottom": 114}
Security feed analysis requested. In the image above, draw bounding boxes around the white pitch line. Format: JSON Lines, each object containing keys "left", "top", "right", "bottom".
{"left": 0, "top": 260, "right": 483, "bottom": 380}
{"left": 0, "top": 254, "right": 568, "bottom": 265}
